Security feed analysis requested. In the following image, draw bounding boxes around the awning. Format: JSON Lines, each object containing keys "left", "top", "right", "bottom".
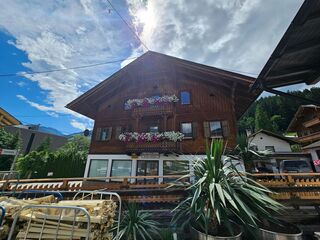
{"left": 251, "top": 0, "right": 320, "bottom": 91}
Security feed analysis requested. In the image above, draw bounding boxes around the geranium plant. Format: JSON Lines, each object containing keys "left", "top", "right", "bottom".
{"left": 125, "top": 95, "right": 179, "bottom": 110}
{"left": 119, "top": 131, "right": 184, "bottom": 143}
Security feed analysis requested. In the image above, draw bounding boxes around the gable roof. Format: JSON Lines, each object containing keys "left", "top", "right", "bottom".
{"left": 302, "top": 139, "right": 320, "bottom": 150}
{"left": 0, "top": 107, "right": 21, "bottom": 126}
{"left": 251, "top": 1, "right": 320, "bottom": 91}
{"left": 287, "top": 105, "right": 320, "bottom": 131}
{"left": 66, "top": 51, "right": 260, "bottom": 119}
{"left": 249, "top": 129, "right": 298, "bottom": 145}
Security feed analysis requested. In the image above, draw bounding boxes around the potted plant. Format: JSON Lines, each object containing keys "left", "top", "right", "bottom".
{"left": 115, "top": 203, "right": 160, "bottom": 240}
{"left": 172, "top": 140, "right": 283, "bottom": 239}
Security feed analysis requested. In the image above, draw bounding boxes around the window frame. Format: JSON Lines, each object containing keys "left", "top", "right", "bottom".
{"left": 96, "top": 127, "right": 112, "bottom": 141}
{"left": 265, "top": 146, "right": 275, "bottom": 152}
{"left": 88, "top": 159, "right": 109, "bottom": 179}
{"left": 209, "top": 121, "right": 223, "bottom": 138}
{"left": 110, "top": 160, "right": 132, "bottom": 179}
{"left": 180, "top": 91, "right": 191, "bottom": 105}
{"left": 181, "top": 122, "right": 193, "bottom": 139}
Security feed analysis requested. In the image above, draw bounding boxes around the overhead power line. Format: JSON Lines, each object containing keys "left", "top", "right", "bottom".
{"left": 0, "top": 56, "right": 139, "bottom": 78}
{"left": 106, "top": 0, "right": 149, "bottom": 51}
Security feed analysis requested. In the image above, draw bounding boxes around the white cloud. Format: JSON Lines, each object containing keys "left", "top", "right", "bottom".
{"left": 1, "top": 0, "right": 136, "bottom": 129}
{"left": 70, "top": 119, "right": 93, "bottom": 131}
{"left": 17, "top": 81, "right": 27, "bottom": 87}
{"left": 127, "top": 0, "right": 302, "bottom": 75}
{"left": 2, "top": 0, "right": 305, "bottom": 131}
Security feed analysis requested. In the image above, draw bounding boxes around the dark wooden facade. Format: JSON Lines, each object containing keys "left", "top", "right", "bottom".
{"left": 67, "top": 51, "right": 258, "bottom": 154}
{"left": 287, "top": 105, "right": 320, "bottom": 145}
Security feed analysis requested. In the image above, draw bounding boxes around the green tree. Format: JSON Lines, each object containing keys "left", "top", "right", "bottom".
{"left": 48, "top": 136, "right": 90, "bottom": 178}
{"left": 0, "top": 128, "right": 20, "bottom": 170}
{"left": 16, "top": 136, "right": 90, "bottom": 179}
{"left": 16, "top": 150, "right": 54, "bottom": 179}
{"left": 254, "top": 104, "right": 273, "bottom": 132}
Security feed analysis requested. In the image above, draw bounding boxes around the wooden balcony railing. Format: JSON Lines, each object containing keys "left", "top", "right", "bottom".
{"left": 303, "top": 117, "right": 320, "bottom": 128}
{"left": 125, "top": 141, "right": 180, "bottom": 153}
{"left": 132, "top": 104, "right": 174, "bottom": 117}
{"left": 298, "top": 131, "right": 320, "bottom": 143}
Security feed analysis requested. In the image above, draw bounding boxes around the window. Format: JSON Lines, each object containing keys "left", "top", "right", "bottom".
{"left": 136, "top": 160, "right": 159, "bottom": 182}
{"left": 163, "top": 160, "right": 189, "bottom": 175}
{"left": 181, "top": 122, "right": 193, "bottom": 138}
{"left": 204, "top": 120, "right": 229, "bottom": 138}
{"left": 111, "top": 160, "right": 132, "bottom": 177}
{"left": 149, "top": 125, "right": 159, "bottom": 133}
{"left": 180, "top": 91, "right": 191, "bottom": 105}
{"left": 265, "top": 146, "right": 275, "bottom": 152}
{"left": 88, "top": 159, "right": 108, "bottom": 178}
{"left": 210, "top": 121, "right": 223, "bottom": 137}
{"left": 96, "top": 127, "right": 112, "bottom": 141}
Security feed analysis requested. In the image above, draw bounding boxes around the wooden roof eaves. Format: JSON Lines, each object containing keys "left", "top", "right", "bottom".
{"left": 287, "top": 104, "right": 320, "bottom": 131}
{"left": 0, "top": 107, "right": 21, "bottom": 125}
{"left": 65, "top": 52, "right": 149, "bottom": 111}
{"left": 251, "top": 1, "right": 320, "bottom": 90}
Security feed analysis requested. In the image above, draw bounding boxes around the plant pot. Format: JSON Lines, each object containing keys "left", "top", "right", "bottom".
{"left": 259, "top": 220, "right": 302, "bottom": 240}
{"left": 190, "top": 225, "right": 242, "bottom": 240}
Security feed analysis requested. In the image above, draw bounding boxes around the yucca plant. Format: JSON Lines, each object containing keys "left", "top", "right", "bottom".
{"left": 172, "top": 139, "right": 283, "bottom": 237}
{"left": 116, "top": 203, "right": 160, "bottom": 240}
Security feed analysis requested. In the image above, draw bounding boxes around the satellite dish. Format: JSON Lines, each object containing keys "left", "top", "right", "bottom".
{"left": 83, "top": 129, "right": 90, "bottom": 136}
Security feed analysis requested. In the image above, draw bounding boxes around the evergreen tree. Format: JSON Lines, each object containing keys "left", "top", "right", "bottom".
{"left": 0, "top": 129, "right": 20, "bottom": 170}
{"left": 254, "top": 104, "right": 273, "bottom": 132}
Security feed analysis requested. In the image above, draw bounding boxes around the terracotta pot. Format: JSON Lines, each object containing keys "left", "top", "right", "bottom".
{"left": 190, "top": 225, "right": 242, "bottom": 240}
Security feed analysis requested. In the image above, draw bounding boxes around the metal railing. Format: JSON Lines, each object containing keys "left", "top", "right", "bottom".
{"left": 73, "top": 190, "right": 122, "bottom": 238}
{"left": 8, "top": 205, "right": 91, "bottom": 240}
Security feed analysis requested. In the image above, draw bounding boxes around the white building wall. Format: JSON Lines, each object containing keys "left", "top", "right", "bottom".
{"left": 249, "top": 133, "right": 292, "bottom": 152}
{"left": 84, "top": 154, "right": 200, "bottom": 183}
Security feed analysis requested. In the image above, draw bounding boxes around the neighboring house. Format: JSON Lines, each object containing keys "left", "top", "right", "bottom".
{"left": 248, "top": 129, "right": 295, "bottom": 152}
{"left": 287, "top": 105, "right": 320, "bottom": 146}
{"left": 4, "top": 125, "right": 67, "bottom": 154}
{"left": 248, "top": 129, "right": 311, "bottom": 173}
{"left": 0, "top": 107, "right": 21, "bottom": 127}
{"left": 66, "top": 51, "right": 259, "bottom": 181}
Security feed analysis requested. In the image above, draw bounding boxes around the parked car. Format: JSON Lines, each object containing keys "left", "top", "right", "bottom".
{"left": 280, "top": 160, "right": 313, "bottom": 178}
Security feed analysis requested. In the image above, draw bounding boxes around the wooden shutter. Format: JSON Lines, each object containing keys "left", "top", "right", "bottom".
{"left": 203, "top": 122, "right": 210, "bottom": 138}
{"left": 95, "top": 127, "right": 101, "bottom": 141}
{"left": 192, "top": 122, "right": 198, "bottom": 138}
{"left": 222, "top": 120, "right": 229, "bottom": 137}
{"left": 106, "top": 127, "right": 113, "bottom": 141}
{"left": 115, "top": 126, "right": 122, "bottom": 140}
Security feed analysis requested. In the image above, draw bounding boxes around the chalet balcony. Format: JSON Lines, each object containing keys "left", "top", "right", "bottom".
{"left": 125, "top": 141, "right": 180, "bottom": 153}
{"left": 298, "top": 131, "right": 320, "bottom": 143}
{"left": 303, "top": 117, "right": 320, "bottom": 128}
{"left": 132, "top": 104, "right": 174, "bottom": 117}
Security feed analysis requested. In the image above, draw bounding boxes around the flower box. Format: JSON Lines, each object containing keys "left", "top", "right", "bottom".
{"left": 119, "top": 131, "right": 184, "bottom": 143}
{"left": 125, "top": 95, "right": 179, "bottom": 110}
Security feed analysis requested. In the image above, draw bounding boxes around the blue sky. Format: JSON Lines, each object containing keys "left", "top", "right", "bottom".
{"left": 0, "top": 0, "right": 305, "bottom": 135}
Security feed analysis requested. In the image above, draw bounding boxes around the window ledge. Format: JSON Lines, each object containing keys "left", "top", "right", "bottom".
{"left": 183, "top": 137, "right": 194, "bottom": 140}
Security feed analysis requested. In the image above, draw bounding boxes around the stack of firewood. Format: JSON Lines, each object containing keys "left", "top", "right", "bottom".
{"left": 0, "top": 196, "right": 117, "bottom": 240}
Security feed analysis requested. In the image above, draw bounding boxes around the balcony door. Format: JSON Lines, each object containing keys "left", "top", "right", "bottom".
{"left": 136, "top": 160, "right": 159, "bottom": 182}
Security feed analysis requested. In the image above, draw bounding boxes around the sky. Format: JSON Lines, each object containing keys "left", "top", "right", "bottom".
{"left": 0, "top": 0, "right": 305, "bottom": 135}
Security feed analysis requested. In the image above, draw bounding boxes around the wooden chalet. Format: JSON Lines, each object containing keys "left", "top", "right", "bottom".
{"left": 287, "top": 105, "right": 320, "bottom": 145}
{"left": 66, "top": 51, "right": 258, "bottom": 181}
